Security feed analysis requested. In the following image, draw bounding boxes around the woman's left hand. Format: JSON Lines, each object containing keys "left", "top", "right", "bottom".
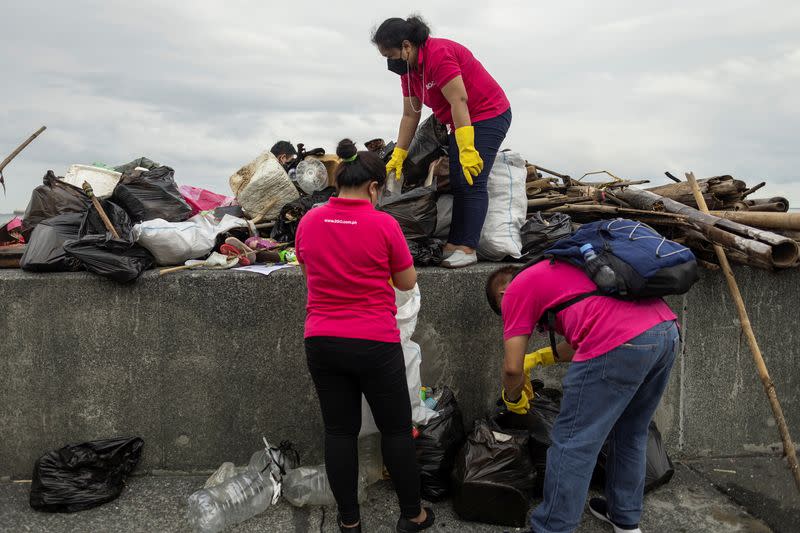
{"left": 454, "top": 126, "right": 483, "bottom": 185}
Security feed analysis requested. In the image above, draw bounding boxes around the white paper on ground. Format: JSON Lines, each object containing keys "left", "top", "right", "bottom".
{"left": 234, "top": 264, "right": 295, "bottom": 276}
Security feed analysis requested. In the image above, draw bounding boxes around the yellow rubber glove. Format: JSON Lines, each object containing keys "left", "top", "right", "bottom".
{"left": 524, "top": 347, "right": 556, "bottom": 374}
{"left": 454, "top": 126, "right": 484, "bottom": 186}
{"left": 385, "top": 147, "right": 408, "bottom": 181}
{"left": 502, "top": 388, "right": 531, "bottom": 415}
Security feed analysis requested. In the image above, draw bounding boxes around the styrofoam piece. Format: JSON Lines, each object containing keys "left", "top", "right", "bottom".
{"left": 63, "top": 165, "right": 121, "bottom": 199}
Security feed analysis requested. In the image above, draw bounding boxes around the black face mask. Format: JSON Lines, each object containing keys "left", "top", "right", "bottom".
{"left": 387, "top": 58, "right": 408, "bottom": 75}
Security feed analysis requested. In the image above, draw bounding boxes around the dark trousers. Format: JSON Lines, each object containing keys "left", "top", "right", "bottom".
{"left": 305, "top": 336, "right": 421, "bottom": 524}
{"left": 448, "top": 107, "right": 512, "bottom": 249}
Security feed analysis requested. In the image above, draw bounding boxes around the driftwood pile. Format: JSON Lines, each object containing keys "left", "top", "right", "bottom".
{"left": 524, "top": 164, "right": 799, "bottom": 270}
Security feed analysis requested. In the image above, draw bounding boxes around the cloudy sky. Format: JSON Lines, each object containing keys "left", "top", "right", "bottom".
{"left": 1, "top": 0, "right": 799, "bottom": 214}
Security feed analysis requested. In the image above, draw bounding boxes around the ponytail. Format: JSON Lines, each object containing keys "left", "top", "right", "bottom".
{"left": 371, "top": 15, "right": 431, "bottom": 49}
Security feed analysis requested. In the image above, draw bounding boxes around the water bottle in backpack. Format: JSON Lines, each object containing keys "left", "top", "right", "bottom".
{"left": 580, "top": 244, "right": 618, "bottom": 294}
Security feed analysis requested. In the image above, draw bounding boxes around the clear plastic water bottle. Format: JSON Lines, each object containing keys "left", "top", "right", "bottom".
{"left": 282, "top": 465, "right": 367, "bottom": 507}
{"left": 358, "top": 433, "right": 384, "bottom": 486}
{"left": 186, "top": 467, "right": 279, "bottom": 533}
{"left": 580, "top": 243, "right": 617, "bottom": 293}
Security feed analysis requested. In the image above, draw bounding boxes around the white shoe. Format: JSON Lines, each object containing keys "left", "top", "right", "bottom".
{"left": 589, "top": 498, "right": 642, "bottom": 533}
{"left": 441, "top": 250, "right": 477, "bottom": 268}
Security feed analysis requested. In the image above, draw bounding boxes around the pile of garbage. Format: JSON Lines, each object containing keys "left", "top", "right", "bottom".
{"left": 2, "top": 118, "right": 796, "bottom": 279}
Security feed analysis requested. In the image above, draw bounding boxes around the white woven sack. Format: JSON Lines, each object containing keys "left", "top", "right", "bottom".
{"left": 478, "top": 151, "right": 527, "bottom": 260}
{"left": 229, "top": 151, "right": 299, "bottom": 219}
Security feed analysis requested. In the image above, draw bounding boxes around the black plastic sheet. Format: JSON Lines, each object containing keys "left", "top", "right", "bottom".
{"left": 20, "top": 213, "right": 85, "bottom": 272}
{"left": 415, "top": 387, "right": 465, "bottom": 501}
{"left": 402, "top": 115, "right": 449, "bottom": 186}
{"left": 408, "top": 238, "right": 444, "bottom": 267}
{"left": 379, "top": 186, "right": 437, "bottom": 241}
{"left": 520, "top": 212, "right": 572, "bottom": 258}
{"left": 30, "top": 437, "right": 144, "bottom": 513}
{"left": 451, "top": 419, "right": 536, "bottom": 527}
{"left": 64, "top": 236, "right": 153, "bottom": 283}
{"left": 21, "top": 171, "right": 91, "bottom": 239}
{"left": 112, "top": 166, "right": 192, "bottom": 223}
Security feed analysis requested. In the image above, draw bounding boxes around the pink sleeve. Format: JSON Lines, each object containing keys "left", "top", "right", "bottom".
{"left": 502, "top": 277, "right": 544, "bottom": 341}
{"left": 429, "top": 48, "right": 461, "bottom": 89}
{"left": 386, "top": 219, "right": 413, "bottom": 273}
{"left": 294, "top": 219, "right": 305, "bottom": 264}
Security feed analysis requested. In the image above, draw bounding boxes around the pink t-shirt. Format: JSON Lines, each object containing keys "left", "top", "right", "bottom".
{"left": 295, "top": 197, "right": 414, "bottom": 343}
{"left": 401, "top": 37, "right": 510, "bottom": 128}
{"left": 502, "top": 261, "right": 677, "bottom": 362}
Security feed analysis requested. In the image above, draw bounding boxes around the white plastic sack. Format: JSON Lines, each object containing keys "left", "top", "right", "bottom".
{"left": 133, "top": 213, "right": 247, "bottom": 266}
{"left": 477, "top": 151, "right": 527, "bottom": 260}
{"left": 434, "top": 194, "right": 453, "bottom": 239}
{"left": 295, "top": 158, "right": 328, "bottom": 194}
{"left": 361, "top": 284, "right": 438, "bottom": 436}
{"left": 229, "top": 151, "right": 299, "bottom": 219}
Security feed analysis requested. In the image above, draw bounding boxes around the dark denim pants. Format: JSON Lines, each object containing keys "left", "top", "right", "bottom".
{"left": 447, "top": 107, "right": 512, "bottom": 249}
{"left": 531, "top": 320, "right": 680, "bottom": 533}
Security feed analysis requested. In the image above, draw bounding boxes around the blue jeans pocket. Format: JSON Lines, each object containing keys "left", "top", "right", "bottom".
{"left": 600, "top": 344, "right": 657, "bottom": 391}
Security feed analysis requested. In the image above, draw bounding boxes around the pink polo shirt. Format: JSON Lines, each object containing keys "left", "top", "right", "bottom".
{"left": 295, "top": 197, "right": 414, "bottom": 343}
{"left": 502, "top": 261, "right": 677, "bottom": 362}
{"left": 401, "top": 37, "right": 510, "bottom": 128}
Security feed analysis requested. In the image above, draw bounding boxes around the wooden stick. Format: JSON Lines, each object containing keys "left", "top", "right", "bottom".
{"left": 82, "top": 181, "right": 121, "bottom": 239}
{"left": 741, "top": 181, "right": 766, "bottom": 199}
{"left": 686, "top": 171, "right": 800, "bottom": 494}
{"left": 709, "top": 211, "right": 800, "bottom": 232}
{"left": 0, "top": 126, "right": 47, "bottom": 194}
{"left": 0, "top": 126, "right": 46, "bottom": 173}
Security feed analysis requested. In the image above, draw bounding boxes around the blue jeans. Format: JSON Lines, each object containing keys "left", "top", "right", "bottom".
{"left": 448, "top": 107, "right": 512, "bottom": 249}
{"left": 531, "top": 320, "right": 680, "bottom": 533}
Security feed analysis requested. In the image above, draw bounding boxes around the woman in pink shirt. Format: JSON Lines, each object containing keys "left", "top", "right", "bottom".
{"left": 372, "top": 16, "right": 512, "bottom": 268}
{"left": 295, "top": 140, "right": 434, "bottom": 533}
{"left": 486, "top": 263, "right": 679, "bottom": 533}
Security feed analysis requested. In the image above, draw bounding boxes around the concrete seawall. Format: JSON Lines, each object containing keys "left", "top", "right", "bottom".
{"left": 1, "top": 265, "right": 798, "bottom": 478}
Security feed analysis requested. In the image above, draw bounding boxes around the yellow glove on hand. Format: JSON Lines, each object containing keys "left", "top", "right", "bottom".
{"left": 524, "top": 347, "right": 556, "bottom": 374}
{"left": 385, "top": 147, "right": 408, "bottom": 181}
{"left": 502, "top": 388, "right": 531, "bottom": 415}
{"left": 454, "top": 126, "right": 483, "bottom": 186}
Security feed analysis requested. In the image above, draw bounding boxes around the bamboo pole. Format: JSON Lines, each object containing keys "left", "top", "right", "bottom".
{"left": 709, "top": 211, "right": 800, "bottom": 232}
{"left": 0, "top": 126, "right": 47, "bottom": 194}
{"left": 686, "top": 171, "right": 800, "bottom": 494}
{"left": 82, "top": 182, "right": 120, "bottom": 239}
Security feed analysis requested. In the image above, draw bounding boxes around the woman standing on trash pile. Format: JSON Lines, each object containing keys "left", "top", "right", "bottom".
{"left": 295, "top": 139, "right": 434, "bottom": 533}
{"left": 373, "top": 15, "right": 511, "bottom": 269}
{"left": 486, "top": 264, "right": 679, "bottom": 533}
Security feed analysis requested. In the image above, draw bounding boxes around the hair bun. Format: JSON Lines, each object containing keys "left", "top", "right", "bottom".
{"left": 336, "top": 138, "right": 358, "bottom": 160}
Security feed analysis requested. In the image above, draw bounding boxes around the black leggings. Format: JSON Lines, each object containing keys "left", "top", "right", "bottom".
{"left": 305, "top": 336, "right": 422, "bottom": 524}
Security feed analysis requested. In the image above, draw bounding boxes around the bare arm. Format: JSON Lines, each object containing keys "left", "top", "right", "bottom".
{"left": 502, "top": 335, "right": 529, "bottom": 401}
{"left": 441, "top": 75, "right": 471, "bottom": 129}
{"left": 396, "top": 97, "right": 422, "bottom": 149}
{"left": 391, "top": 266, "right": 417, "bottom": 291}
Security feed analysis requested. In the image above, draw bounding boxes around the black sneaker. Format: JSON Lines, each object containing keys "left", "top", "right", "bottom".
{"left": 588, "top": 498, "right": 642, "bottom": 533}
{"left": 396, "top": 507, "right": 435, "bottom": 532}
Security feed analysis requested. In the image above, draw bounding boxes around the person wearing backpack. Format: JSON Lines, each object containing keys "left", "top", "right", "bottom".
{"left": 485, "top": 221, "right": 689, "bottom": 533}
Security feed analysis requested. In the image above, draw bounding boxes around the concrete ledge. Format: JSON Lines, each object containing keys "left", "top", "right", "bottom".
{"left": 1, "top": 265, "right": 799, "bottom": 477}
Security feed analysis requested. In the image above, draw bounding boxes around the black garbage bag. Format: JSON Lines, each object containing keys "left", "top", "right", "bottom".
{"left": 402, "top": 115, "right": 448, "bottom": 186}
{"left": 451, "top": 419, "right": 537, "bottom": 527}
{"left": 21, "top": 171, "right": 92, "bottom": 239}
{"left": 30, "top": 437, "right": 144, "bottom": 513}
{"left": 520, "top": 212, "right": 572, "bottom": 258}
{"left": 492, "top": 381, "right": 562, "bottom": 497}
{"left": 407, "top": 237, "right": 444, "bottom": 267}
{"left": 79, "top": 200, "right": 133, "bottom": 239}
{"left": 20, "top": 213, "right": 85, "bottom": 272}
{"left": 64, "top": 236, "right": 153, "bottom": 283}
{"left": 270, "top": 196, "right": 316, "bottom": 244}
{"left": 415, "top": 386, "right": 466, "bottom": 501}
{"left": 379, "top": 186, "right": 437, "bottom": 241}
{"left": 112, "top": 166, "right": 192, "bottom": 223}
{"left": 593, "top": 420, "right": 675, "bottom": 493}
{"left": 113, "top": 156, "right": 161, "bottom": 174}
